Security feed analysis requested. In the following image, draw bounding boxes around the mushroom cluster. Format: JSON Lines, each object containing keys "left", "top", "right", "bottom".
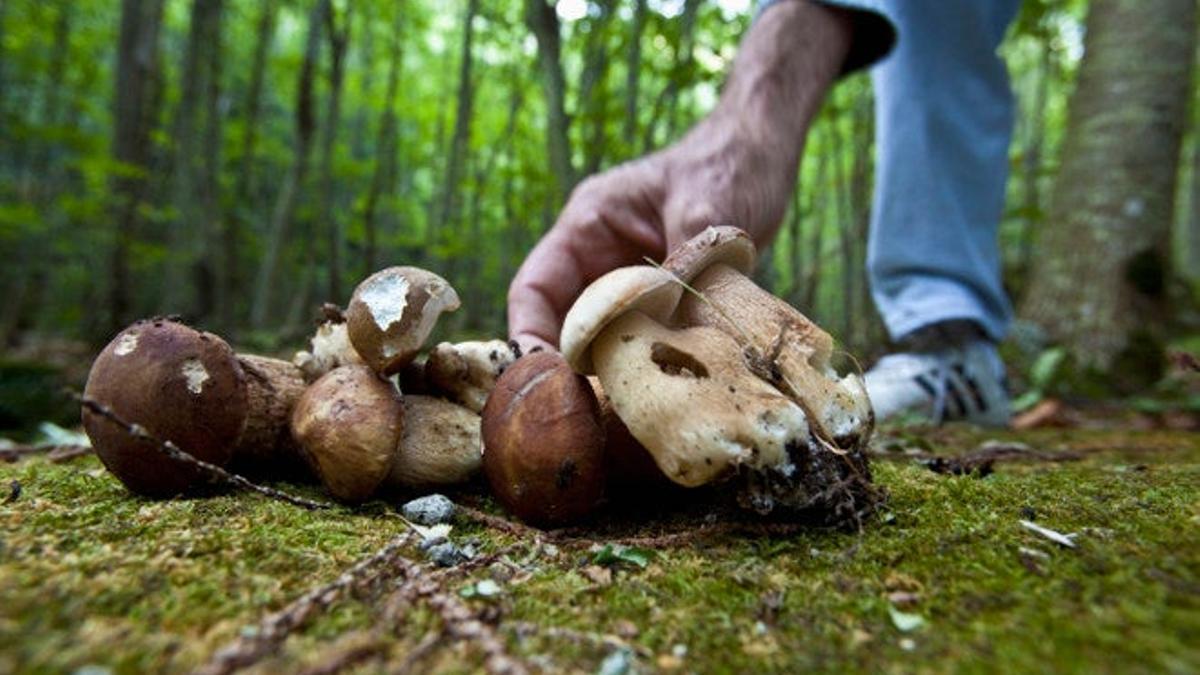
{"left": 558, "top": 226, "right": 875, "bottom": 518}
{"left": 83, "top": 266, "right": 510, "bottom": 504}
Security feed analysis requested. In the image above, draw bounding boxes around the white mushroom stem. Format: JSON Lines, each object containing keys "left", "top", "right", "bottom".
{"left": 425, "top": 340, "right": 518, "bottom": 413}
{"left": 591, "top": 310, "right": 811, "bottom": 487}
{"left": 673, "top": 263, "right": 873, "bottom": 447}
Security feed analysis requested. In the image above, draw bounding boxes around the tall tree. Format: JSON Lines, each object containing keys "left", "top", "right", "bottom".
{"left": 578, "top": 0, "right": 617, "bottom": 176}
{"left": 107, "top": 0, "right": 166, "bottom": 335}
{"left": 318, "top": 0, "right": 350, "bottom": 303}
{"left": 362, "top": 9, "right": 404, "bottom": 277}
{"left": 251, "top": 0, "right": 324, "bottom": 329}
{"left": 621, "top": 0, "right": 648, "bottom": 151}
{"left": 525, "top": 0, "right": 575, "bottom": 204}
{"left": 436, "top": 0, "right": 479, "bottom": 239}
{"left": 1021, "top": 0, "right": 1197, "bottom": 385}
{"left": 643, "top": 0, "right": 701, "bottom": 152}
{"left": 169, "top": 0, "right": 224, "bottom": 321}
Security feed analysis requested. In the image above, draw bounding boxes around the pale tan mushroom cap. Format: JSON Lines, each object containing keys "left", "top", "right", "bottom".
{"left": 347, "top": 267, "right": 461, "bottom": 375}
{"left": 425, "top": 339, "right": 519, "bottom": 413}
{"left": 389, "top": 395, "right": 482, "bottom": 488}
{"left": 592, "top": 312, "right": 811, "bottom": 487}
{"left": 663, "top": 225, "right": 756, "bottom": 283}
{"left": 559, "top": 266, "right": 683, "bottom": 374}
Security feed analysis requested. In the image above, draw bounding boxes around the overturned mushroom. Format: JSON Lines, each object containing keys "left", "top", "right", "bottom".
{"left": 346, "top": 266, "right": 461, "bottom": 375}
{"left": 481, "top": 351, "right": 606, "bottom": 526}
{"left": 425, "top": 339, "right": 520, "bottom": 413}
{"left": 391, "top": 395, "right": 482, "bottom": 488}
{"left": 82, "top": 318, "right": 306, "bottom": 497}
{"left": 293, "top": 305, "right": 364, "bottom": 383}
{"left": 666, "top": 226, "right": 874, "bottom": 454}
{"left": 561, "top": 264, "right": 873, "bottom": 517}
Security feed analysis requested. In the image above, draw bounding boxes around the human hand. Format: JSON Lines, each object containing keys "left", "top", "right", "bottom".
{"left": 506, "top": 118, "right": 800, "bottom": 352}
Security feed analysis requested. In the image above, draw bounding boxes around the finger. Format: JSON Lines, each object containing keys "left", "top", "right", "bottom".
{"left": 508, "top": 205, "right": 664, "bottom": 348}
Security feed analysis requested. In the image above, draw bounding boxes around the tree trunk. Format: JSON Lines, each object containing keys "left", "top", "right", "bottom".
{"left": 170, "top": 0, "right": 223, "bottom": 321}
{"left": 621, "top": 0, "right": 647, "bottom": 151}
{"left": 1016, "top": 46, "right": 1051, "bottom": 302}
{"left": 1020, "top": 0, "right": 1196, "bottom": 385}
{"left": 579, "top": 0, "right": 617, "bottom": 176}
{"left": 201, "top": 0, "right": 225, "bottom": 328}
{"left": 319, "top": 1, "right": 350, "bottom": 304}
{"left": 251, "top": 0, "right": 323, "bottom": 329}
{"left": 362, "top": 10, "right": 404, "bottom": 278}
{"left": 108, "top": 0, "right": 166, "bottom": 336}
{"left": 525, "top": 0, "right": 575, "bottom": 204}
{"left": 436, "top": 0, "right": 479, "bottom": 242}
{"left": 643, "top": 0, "right": 700, "bottom": 152}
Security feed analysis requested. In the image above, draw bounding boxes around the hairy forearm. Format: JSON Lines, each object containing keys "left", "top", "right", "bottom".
{"left": 700, "top": 1, "right": 852, "bottom": 165}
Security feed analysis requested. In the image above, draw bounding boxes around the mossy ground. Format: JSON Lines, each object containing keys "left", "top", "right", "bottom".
{"left": 1, "top": 425, "right": 1197, "bottom": 674}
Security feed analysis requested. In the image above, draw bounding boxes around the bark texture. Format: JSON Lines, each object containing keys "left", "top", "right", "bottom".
{"left": 1021, "top": 0, "right": 1196, "bottom": 380}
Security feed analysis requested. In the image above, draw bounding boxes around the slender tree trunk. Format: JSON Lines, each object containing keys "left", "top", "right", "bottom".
{"left": 525, "top": 0, "right": 575, "bottom": 203}
{"left": 1021, "top": 0, "right": 1196, "bottom": 385}
{"left": 436, "top": 0, "right": 479, "bottom": 240}
{"left": 319, "top": 1, "right": 350, "bottom": 303}
{"left": 643, "top": 0, "right": 700, "bottom": 152}
{"left": 621, "top": 0, "right": 647, "bottom": 151}
{"left": 579, "top": 0, "right": 617, "bottom": 176}
{"left": 201, "top": 0, "right": 225, "bottom": 327}
{"left": 107, "top": 0, "right": 166, "bottom": 336}
{"left": 251, "top": 0, "right": 324, "bottom": 329}
{"left": 1016, "top": 46, "right": 1050, "bottom": 300}
{"left": 802, "top": 135, "right": 828, "bottom": 315}
{"left": 362, "top": 11, "right": 404, "bottom": 278}
{"left": 170, "top": 0, "right": 223, "bottom": 320}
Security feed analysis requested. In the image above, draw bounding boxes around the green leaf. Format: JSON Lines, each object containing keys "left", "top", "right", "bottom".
{"left": 592, "top": 544, "right": 656, "bottom": 569}
{"left": 888, "top": 606, "right": 926, "bottom": 632}
{"left": 1011, "top": 389, "right": 1044, "bottom": 413}
{"left": 1030, "top": 348, "right": 1066, "bottom": 391}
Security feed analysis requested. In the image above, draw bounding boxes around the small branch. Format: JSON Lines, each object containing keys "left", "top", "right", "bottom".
{"left": 456, "top": 504, "right": 541, "bottom": 538}
{"left": 194, "top": 532, "right": 415, "bottom": 675}
{"left": 71, "top": 390, "right": 333, "bottom": 511}
{"left": 389, "top": 630, "right": 443, "bottom": 675}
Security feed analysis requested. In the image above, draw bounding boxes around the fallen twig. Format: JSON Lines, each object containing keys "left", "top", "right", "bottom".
{"left": 456, "top": 504, "right": 542, "bottom": 538}
{"left": 1019, "top": 519, "right": 1078, "bottom": 549}
{"left": 390, "top": 630, "right": 443, "bottom": 675}
{"left": 193, "top": 532, "right": 415, "bottom": 675}
{"left": 508, "top": 621, "right": 651, "bottom": 659}
{"left": 72, "top": 391, "right": 333, "bottom": 511}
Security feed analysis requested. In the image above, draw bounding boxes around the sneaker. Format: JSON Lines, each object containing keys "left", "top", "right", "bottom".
{"left": 864, "top": 320, "right": 1011, "bottom": 427}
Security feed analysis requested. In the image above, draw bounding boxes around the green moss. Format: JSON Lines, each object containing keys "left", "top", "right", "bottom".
{"left": 2, "top": 426, "right": 1198, "bottom": 673}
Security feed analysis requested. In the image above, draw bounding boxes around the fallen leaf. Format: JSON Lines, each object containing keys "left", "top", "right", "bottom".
{"left": 582, "top": 565, "right": 613, "bottom": 586}
{"left": 888, "top": 606, "right": 926, "bottom": 632}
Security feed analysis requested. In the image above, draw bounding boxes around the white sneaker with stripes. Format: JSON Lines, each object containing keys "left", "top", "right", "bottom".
{"left": 864, "top": 326, "right": 1010, "bottom": 427}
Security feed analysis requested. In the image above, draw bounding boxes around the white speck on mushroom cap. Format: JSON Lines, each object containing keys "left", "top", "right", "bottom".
{"left": 181, "top": 358, "right": 210, "bottom": 394}
{"left": 114, "top": 332, "right": 139, "bottom": 356}
{"left": 361, "top": 273, "right": 411, "bottom": 330}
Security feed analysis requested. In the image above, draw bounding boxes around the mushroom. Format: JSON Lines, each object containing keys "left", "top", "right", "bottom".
{"left": 665, "top": 226, "right": 874, "bottom": 453}
{"left": 82, "top": 318, "right": 306, "bottom": 497}
{"left": 481, "top": 351, "right": 606, "bottom": 525}
{"left": 586, "top": 377, "right": 669, "bottom": 487}
{"left": 292, "top": 305, "right": 364, "bottom": 383}
{"left": 560, "top": 265, "right": 868, "bottom": 515}
{"left": 290, "top": 365, "right": 404, "bottom": 503}
{"left": 425, "top": 339, "right": 520, "bottom": 413}
{"left": 391, "top": 395, "right": 482, "bottom": 488}
{"left": 290, "top": 367, "right": 483, "bottom": 502}
{"left": 346, "top": 266, "right": 461, "bottom": 375}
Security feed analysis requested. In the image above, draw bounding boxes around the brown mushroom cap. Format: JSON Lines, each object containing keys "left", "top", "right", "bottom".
{"left": 82, "top": 319, "right": 249, "bottom": 497}
{"left": 389, "top": 395, "right": 482, "bottom": 488}
{"left": 290, "top": 365, "right": 404, "bottom": 502}
{"left": 559, "top": 266, "right": 683, "bottom": 375}
{"left": 481, "top": 352, "right": 606, "bottom": 526}
{"left": 662, "top": 225, "right": 756, "bottom": 283}
{"left": 346, "top": 267, "right": 461, "bottom": 375}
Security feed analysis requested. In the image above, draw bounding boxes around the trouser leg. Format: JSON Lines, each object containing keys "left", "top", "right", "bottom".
{"left": 867, "top": 0, "right": 1021, "bottom": 342}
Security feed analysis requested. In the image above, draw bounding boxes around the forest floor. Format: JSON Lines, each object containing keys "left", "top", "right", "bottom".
{"left": 1, "top": 420, "right": 1198, "bottom": 674}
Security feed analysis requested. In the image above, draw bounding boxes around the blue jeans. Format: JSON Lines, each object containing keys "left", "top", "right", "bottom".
{"left": 762, "top": 0, "right": 1020, "bottom": 342}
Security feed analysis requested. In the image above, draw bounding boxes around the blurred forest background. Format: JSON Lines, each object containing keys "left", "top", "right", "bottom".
{"left": 0, "top": 0, "right": 1198, "bottom": 401}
